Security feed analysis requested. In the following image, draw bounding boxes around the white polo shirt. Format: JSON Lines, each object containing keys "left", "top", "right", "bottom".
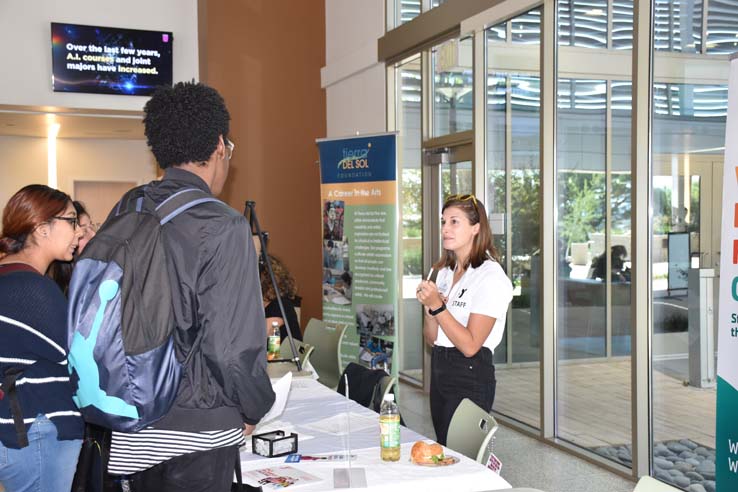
{"left": 433, "top": 259, "right": 513, "bottom": 352}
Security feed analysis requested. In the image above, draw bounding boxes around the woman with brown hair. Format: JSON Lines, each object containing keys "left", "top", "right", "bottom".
{"left": 260, "top": 254, "right": 302, "bottom": 341}
{"left": 0, "top": 184, "right": 85, "bottom": 492}
{"left": 415, "top": 194, "right": 512, "bottom": 445}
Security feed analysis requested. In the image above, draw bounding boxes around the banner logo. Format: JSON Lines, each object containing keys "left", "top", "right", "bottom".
{"left": 337, "top": 144, "right": 371, "bottom": 170}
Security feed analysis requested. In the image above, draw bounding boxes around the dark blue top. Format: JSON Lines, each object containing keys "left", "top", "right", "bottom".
{"left": 0, "top": 263, "right": 84, "bottom": 448}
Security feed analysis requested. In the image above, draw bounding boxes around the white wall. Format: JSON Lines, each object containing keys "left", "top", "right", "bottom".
{"left": 323, "top": 0, "right": 386, "bottom": 137}
{"left": 0, "top": 0, "right": 198, "bottom": 111}
{"left": 57, "top": 139, "right": 156, "bottom": 194}
{"left": 0, "top": 136, "right": 156, "bottom": 212}
{"left": 0, "top": 136, "right": 49, "bottom": 210}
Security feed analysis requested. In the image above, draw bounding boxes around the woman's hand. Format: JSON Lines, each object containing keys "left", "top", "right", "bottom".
{"left": 416, "top": 280, "right": 444, "bottom": 311}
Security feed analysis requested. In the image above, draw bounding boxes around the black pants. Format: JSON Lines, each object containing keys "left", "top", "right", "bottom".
{"left": 128, "top": 445, "right": 239, "bottom": 492}
{"left": 430, "top": 345, "right": 496, "bottom": 446}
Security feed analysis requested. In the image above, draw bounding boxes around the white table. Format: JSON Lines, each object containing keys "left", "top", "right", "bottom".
{"left": 239, "top": 377, "right": 511, "bottom": 491}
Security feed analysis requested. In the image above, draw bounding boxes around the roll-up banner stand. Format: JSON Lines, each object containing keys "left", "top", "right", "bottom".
{"left": 716, "top": 53, "right": 738, "bottom": 489}
{"left": 317, "top": 133, "right": 400, "bottom": 384}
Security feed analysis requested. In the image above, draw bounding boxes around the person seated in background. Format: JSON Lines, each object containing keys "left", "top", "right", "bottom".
{"left": 261, "top": 254, "right": 302, "bottom": 342}
{"left": 48, "top": 200, "right": 97, "bottom": 294}
{"left": 589, "top": 245, "right": 630, "bottom": 282}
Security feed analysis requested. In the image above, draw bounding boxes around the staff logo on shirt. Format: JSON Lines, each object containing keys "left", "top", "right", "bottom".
{"left": 452, "top": 289, "right": 468, "bottom": 308}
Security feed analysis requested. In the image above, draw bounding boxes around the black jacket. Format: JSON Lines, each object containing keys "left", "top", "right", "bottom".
{"left": 114, "top": 168, "right": 275, "bottom": 431}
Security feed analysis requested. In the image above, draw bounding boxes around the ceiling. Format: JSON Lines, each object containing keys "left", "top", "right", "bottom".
{"left": 0, "top": 110, "right": 145, "bottom": 139}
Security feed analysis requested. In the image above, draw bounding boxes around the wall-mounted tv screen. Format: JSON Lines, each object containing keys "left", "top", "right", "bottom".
{"left": 51, "top": 22, "right": 173, "bottom": 96}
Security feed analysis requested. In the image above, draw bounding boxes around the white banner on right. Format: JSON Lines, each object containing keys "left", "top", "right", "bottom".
{"left": 716, "top": 53, "right": 738, "bottom": 489}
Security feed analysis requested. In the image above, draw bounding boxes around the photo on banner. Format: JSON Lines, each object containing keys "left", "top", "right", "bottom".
{"left": 317, "top": 133, "right": 399, "bottom": 379}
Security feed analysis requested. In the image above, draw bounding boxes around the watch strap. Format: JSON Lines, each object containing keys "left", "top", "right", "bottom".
{"left": 428, "top": 303, "right": 446, "bottom": 316}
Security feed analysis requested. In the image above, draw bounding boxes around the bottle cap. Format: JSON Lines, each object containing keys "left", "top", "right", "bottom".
{"left": 383, "top": 393, "right": 394, "bottom": 402}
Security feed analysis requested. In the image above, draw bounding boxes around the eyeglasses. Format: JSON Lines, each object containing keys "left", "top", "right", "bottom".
{"left": 53, "top": 216, "right": 79, "bottom": 229}
{"left": 446, "top": 193, "right": 478, "bottom": 207}
{"left": 225, "top": 138, "right": 235, "bottom": 160}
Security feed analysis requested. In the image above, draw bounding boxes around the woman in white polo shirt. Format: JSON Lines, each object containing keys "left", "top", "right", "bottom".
{"left": 416, "top": 194, "right": 512, "bottom": 445}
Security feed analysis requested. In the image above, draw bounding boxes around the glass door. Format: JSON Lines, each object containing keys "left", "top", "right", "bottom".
{"left": 405, "top": 140, "right": 472, "bottom": 390}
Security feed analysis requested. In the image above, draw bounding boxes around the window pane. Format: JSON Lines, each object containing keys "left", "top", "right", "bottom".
{"left": 511, "top": 10, "right": 541, "bottom": 44}
{"left": 557, "top": 75, "right": 634, "bottom": 464}
{"left": 706, "top": 0, "right": 738, "bottom": 53}
{"left": 488, "top": 21, "right": 508, "bottom": 43}
{"left": 391, "top": 0, "right": 421, "bottom": 28}
{"left": 612, "top": 0, "right": 634, "bottom": 49}
{"left": 558, "top": 0, "right": 609, "bottom": 49}
{"left": 611, "top": 81, "right": 632, "bottom": 357}
{"left": 651, "top": 3, "right": 730, "bottom": 489}
{"left": 432, "top": 37, "right": 473, "bottom": 136}
{"left": 486, "top": 8, "right": 541, "bottom": 430}
{"left": 654, "top": 0, "right": 702, "bottom": 53}
{"left": 396, "top": 57, "right": 424, "bottom": 384}
{"left": 651, "top": 83, "right": 723, "bottom": 490}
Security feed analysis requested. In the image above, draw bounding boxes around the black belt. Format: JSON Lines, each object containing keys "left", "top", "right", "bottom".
{"left": 1, "top": 367, "right": 29, "bottom": 447}
{"left": 432, "top": 345, "right": 493, "bottom": 360}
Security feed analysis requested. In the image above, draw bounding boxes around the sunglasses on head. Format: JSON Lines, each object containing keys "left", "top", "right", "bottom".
{"left": 446, "top": 193, "right": 478, "bottom": 207}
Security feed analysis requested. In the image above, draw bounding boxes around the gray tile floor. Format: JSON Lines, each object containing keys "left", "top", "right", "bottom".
{"left": 398, "top": 381, "right": 637, "bottom": 492}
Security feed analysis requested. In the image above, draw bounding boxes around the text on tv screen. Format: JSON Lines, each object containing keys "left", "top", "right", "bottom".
{"left": 51, "top": 22, "right": 173, "bottom": 96}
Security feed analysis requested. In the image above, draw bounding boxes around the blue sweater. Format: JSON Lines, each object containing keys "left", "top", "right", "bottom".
{"left": 0, "top": 263, "right": 84, "bottom": 448}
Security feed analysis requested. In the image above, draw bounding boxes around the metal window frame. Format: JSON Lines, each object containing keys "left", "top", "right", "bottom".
{"left": 631, "top": 0, "right": 654, "bottom": 479}
{"left": 540, "top": 0, "right": 557, "bottom": 441}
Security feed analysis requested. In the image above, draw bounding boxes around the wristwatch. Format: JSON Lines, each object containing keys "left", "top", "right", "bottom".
{"left": 428, "top": 303, "right": 446, "bottom": 316}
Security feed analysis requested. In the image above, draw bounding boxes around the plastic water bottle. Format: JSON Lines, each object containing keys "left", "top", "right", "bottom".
{"left": 267, "top": 321, "right": 280, "bottom": 361}
{"left": 379, "top": 393, "right": 400, "bottom": 461}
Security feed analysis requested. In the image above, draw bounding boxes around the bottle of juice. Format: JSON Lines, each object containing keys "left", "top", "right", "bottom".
{"left": 379, "top": 393, "right": 400, "bottom": 461}
{"left": 267, "top": 321, "right": 280, "bottom": 361}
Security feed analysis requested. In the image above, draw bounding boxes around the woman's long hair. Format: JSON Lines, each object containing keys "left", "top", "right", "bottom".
{"left": 432, "top": 194, "right": 500, "bottom": 272}
{"left": 0, "top": 184, "right": 71, "bottom": 257}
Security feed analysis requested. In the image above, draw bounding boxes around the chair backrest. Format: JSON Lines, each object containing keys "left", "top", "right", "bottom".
{"left": 371, "top": 375, "right": 396, "bottom": 412}
{"left": 632, "top": 476, "right": 681, "bottom": 492}
{"left": 303, "top": 318, "right": 348, "bottom": 389}
{"left": 446, "top": 398, "right": 499, "bottom": 464}
{"left": 279, "top": 339, "right": 314, "bottom": 367}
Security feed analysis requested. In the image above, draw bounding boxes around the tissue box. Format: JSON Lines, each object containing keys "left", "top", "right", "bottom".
{"left": 251, "top": 431, "right": 298, "bottom": 458}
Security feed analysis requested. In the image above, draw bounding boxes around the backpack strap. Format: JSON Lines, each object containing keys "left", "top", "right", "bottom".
{"left": 1, "top": 367, "right": 29, "bottom": 447}
{"left": 152, "top": 188, "right": 223, "bottom": 225}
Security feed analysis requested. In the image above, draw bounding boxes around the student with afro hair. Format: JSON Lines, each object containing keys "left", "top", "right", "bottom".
{"left": 103, "top": 82, "right": 275, "bottom": 491}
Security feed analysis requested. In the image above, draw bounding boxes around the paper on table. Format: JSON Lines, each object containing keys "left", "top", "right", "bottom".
{"left": 291, "top": 378, "right": 320, "bottom": 390}
{"left": 302, "top": 412, "right": 376, "bottom": 435}
{"left": 260, "top": 372, "right": 292, "bottom": 425}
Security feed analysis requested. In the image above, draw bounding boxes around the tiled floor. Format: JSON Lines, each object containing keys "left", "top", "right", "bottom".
{"left": 398, "top": 381, "right": 636, "bottom": 492}
{"left": 494, "top": 360, "right": 716, "bottom": 449}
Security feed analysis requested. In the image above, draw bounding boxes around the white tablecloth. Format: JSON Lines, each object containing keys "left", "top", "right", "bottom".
{"left": 239, "top": 377, "right": 511, "bottom": 491}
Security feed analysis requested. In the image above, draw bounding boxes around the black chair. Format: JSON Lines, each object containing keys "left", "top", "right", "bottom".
{"left": 337, "top": 362, "right": 391, "bottom": 412}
